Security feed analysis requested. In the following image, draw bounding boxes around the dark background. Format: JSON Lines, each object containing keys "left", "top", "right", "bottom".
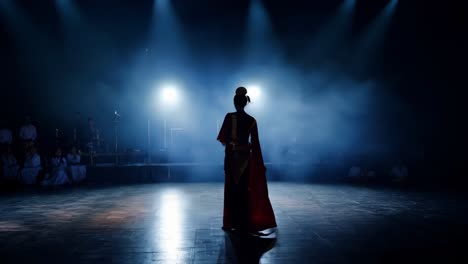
{"left": 0, "top": 0, "right": 466, "bottom": 185}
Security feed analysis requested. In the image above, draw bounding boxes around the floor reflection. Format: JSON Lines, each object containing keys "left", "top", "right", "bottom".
{"left": 0, "top": 220, "right": 30, "bottom": 231}
{"left": 2, "top": 183, "right": 464, "bottom": 263}
{"left": 223, "top": 231, "right": 277, "bottom": 264}
{"left": 155, "top": 189, "right": 185, "bottom": 262}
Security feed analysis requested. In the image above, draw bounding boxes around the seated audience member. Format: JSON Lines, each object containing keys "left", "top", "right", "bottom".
{"left": 19, "top": 146, "right": 41, "bottom": 185}
{"left": 0, "top": 125, "right": 13, "bottom": 146}
{"left": 1, "top": 145, "right": 19, "bottom": 182}
{"left": 19, "top": 116, "right": 37, "bottom": 148}
{"left": 67, "top": 145, "right": 86, "bottom": 183}
{"left": 390, "top": 160, "right": 408, "bottom": 183}
{"left": 43, "top": 147, "right": 70, "bottom": 186}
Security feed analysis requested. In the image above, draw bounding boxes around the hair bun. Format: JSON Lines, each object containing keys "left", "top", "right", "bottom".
{"left": 235, "top": 87, "right": 248, "bottom": 96}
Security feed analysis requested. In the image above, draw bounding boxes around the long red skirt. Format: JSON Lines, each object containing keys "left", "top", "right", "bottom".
{"left": 223, "top": 152, "right": 277, "bottom": 232}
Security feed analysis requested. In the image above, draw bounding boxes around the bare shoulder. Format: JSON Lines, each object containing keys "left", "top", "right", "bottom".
{"left": 245, "top": 113, "right": 256, "bottom": 126}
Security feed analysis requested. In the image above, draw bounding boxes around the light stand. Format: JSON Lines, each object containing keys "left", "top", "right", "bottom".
{"left": 147, "top": 119, "right": 151, "bottom": 163}
{"left": 113, "top": 110, "right": 121, "bottom": 166}
{"left": 163, "top": 119, "right": 167, "bottom": 150}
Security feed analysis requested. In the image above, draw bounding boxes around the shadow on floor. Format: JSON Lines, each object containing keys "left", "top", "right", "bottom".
{"left": 221, "top": 230, "right": 277, "bottom": 264}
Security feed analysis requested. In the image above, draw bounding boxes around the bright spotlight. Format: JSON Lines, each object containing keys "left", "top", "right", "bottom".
{"left": 247, "top": 85, "right": 262, "bottom": 100}
{"left": 159, "top": 84, "right": 179, "bottom": 105}
{"left": 244, "top": 84, "right": 267, "bottom": 112}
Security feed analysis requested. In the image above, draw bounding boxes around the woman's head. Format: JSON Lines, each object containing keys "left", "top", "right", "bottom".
{"left": 71, "top": 145, "right": 77, "bottom": 154}
{"left": 233, "top": 87, "right": 251, "bottom": 111}
{"left": 30, "top": 146, "right": 37, "bottom": 155}
{"left": 55, "top": 147, "right": 62, "bottom": 157}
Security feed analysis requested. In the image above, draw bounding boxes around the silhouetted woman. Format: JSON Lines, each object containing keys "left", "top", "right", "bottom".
{"left": 217, "top": 87, "right": 277, "bottom": 234}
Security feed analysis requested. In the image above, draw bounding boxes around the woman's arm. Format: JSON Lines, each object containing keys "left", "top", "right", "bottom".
{"left": 250, "top": 120, "right": 266, "bottom": 170}
{"left": 217, "top": 114, "right": 230, "bottom": 146}
{"left": 31, "top": 155, "right": 41, "bottom": 168}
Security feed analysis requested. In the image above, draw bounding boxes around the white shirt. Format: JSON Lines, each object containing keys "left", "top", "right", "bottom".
{"left": 0, "top": 128, "right": 13, "bottom": 144}
{"left": 2, "top": 154, "right": 17, "bottom": 166}
{"left": 51, "top": 157, "right": 67, "bottom": 168}
{"left": 24, "top": 154, "right": 41, "bottom": 168}
{"left": 19, "top": 125, "right": 37, "bottom": 141}
{"left": 67, "top": 153, "right": 81, "bottom": 164}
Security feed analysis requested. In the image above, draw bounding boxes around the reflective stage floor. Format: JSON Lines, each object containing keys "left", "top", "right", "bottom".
{"left": 1, "top": 183, "right": 467, "bottom": 263}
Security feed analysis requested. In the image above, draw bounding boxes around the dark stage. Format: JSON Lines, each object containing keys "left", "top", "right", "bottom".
{"left": 1, "top": 0, "right": 466, "bottom": 263}
{"left": 1, "top": 183, "right": 466, "bottom": 264}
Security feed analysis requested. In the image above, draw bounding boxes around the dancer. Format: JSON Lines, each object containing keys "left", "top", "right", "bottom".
{"left": 217, "top": 87, "right": 277, "bottom": 234}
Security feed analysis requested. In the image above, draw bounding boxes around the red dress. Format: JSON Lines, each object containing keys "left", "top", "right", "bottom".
{"left": 217, "top": 111, "right": 277, "bottom": 232}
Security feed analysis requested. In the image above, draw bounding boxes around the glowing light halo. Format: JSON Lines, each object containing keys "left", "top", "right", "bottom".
{"left": 157, "top": 82, "right": 181, "bottom": 106}
{"left": 247, "top": 85, "right": 261, "bottom": 100}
